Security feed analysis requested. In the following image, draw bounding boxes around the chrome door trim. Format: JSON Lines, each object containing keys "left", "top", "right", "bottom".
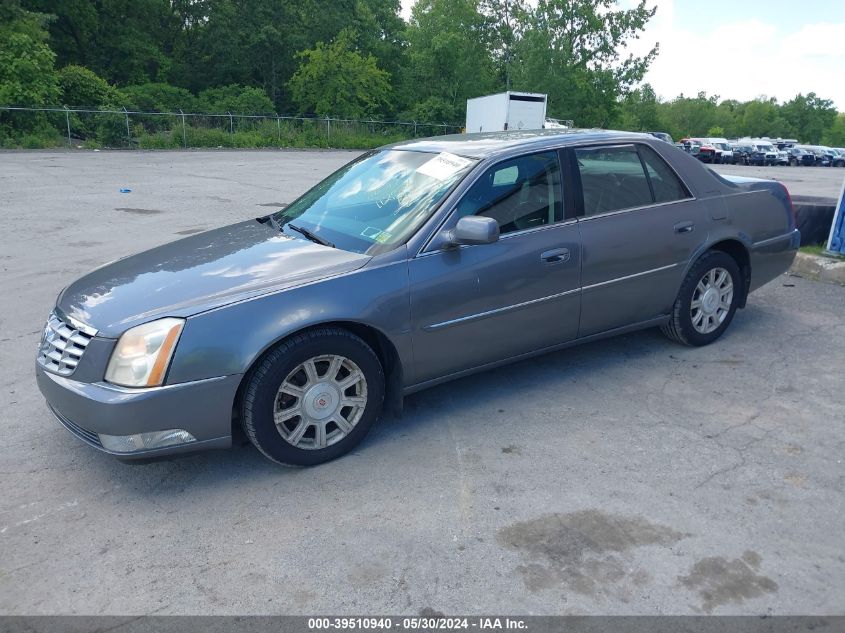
{"left": 574, "top": 197, "right": 696, "bottom": 223}
{"left": 752, "top": 232, "right": 796, "bottom": 249}
{"left": 423, "top": 287, "right": 580, "bottom": 331}
{"left": 581, "top": 262, "right": 682, "bottom": 292}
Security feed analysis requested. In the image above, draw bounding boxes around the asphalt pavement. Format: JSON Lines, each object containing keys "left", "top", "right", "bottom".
{"left": 711, "top": 162, "right": 844, "bottom": 200}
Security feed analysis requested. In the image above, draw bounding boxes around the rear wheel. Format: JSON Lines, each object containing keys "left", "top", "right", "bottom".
{"left": 241, "top": 328, "right": 384, "bottom": 466}
{"left": 661, "top": 251, "right": 742, "bottom": 347}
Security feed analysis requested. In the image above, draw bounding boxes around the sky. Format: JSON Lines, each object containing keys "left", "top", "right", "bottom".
{"left": 399, "top": 0, "right": 845, "bottom": 111}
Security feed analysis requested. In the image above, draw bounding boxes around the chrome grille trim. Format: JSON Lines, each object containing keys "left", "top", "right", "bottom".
{"left": 37, "top": 311, "right": 96, "bottom": 376}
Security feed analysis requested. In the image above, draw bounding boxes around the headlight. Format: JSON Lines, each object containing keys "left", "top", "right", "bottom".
{"left": 105, "top": 318, "right": 185, "bottom": 387}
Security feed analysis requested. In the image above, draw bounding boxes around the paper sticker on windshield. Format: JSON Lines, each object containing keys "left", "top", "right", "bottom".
{"left": 375, "top": 231, "right": 391, "bottom": 244}
{"left": 361, "top": 227, "right": 382, "bottom": 240}
{"left": 417, "top": 152, "right": 473, "bottom": 181}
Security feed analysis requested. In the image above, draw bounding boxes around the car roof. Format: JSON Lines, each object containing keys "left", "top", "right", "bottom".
{"left": 382, "top": 128, "right": 653, "bottom": 159}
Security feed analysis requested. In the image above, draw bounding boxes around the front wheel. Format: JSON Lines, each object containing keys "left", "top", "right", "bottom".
{"left": 241, "top": 328, "right": 384, "bottom": 466}
{"left": 661, "top": 251, "right": 742, "bottom": 346}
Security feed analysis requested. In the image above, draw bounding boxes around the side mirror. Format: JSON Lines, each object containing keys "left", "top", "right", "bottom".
{"left": 448, "top": 216, "right": 500, "bottom": 246}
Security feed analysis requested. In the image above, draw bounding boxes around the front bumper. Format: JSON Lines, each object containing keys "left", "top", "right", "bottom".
{"left": 36, "top": 363, "right": 241, "bottom": 460}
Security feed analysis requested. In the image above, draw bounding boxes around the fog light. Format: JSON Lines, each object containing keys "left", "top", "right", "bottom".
{"left": 98, "top": 429, "right": 196, "bottom": 453}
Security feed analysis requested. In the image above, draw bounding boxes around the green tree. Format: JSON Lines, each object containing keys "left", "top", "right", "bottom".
{"left": 288, "top": 29, "right": 391, "bottom": 118}
{"left": 58, "top": 64, "right": 123, "bottom": 107}
{"left": 661, "top": 92, "right": 720, "bottom": 138}
{"left": 169, "top": 0, "right": 402, "bottom": 112}
{"left": 713, "top": 99, "right": 741, "bottom": 138}
{"left": 615, "top": 83, "right": 662, "bottom": 131}
{"left": 401, "top": 0, "right": 495, "bottom": 123}
{"left": 781, "top": 92, "right": 837, "bottom": 144}
{"left": 198, "top": 84, "right": 276, "bottom": 114}
{"left": 510, "top": 0, "right": 657, "bottom": 126}
{"left": 345, "top": 0, "right": 406, "bottom": 89}
{"left": 480, "top": 0, "right": 528, "bottom": 91}
{"left": 0, "top": 1, "right": 60, "bottom": 107}
{"left": 122, "top": 82, "right": 197, "bottom": 112}
{"left": 739, "top": 98, "right": 789, "bottom": 138}
{"left": 22, "top": 0, "right": 181, "bottom": 85}
{"left": 822, "top": 113, "right": 845, "bottom": 147}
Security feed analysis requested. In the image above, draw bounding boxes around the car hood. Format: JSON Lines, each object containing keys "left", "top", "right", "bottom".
{"left": 57, "top": 220, "right": 370, "bottom": 337}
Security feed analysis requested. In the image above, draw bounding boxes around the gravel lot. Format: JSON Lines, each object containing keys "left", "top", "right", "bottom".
{"left": 1, "top": 150, "right": 844, "bottom": 616}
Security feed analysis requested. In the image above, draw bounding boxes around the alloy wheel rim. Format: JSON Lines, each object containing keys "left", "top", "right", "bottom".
{"left": 691, "top": 267, "right": 733, "bottom": 334}
{"left": 274, "top": 354, "right": 367, "bottom": 450}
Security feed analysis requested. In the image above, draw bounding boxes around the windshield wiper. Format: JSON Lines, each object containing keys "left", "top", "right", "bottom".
{"left": 257, "top": 214, "right": 282, "bottom": 231}
{"left": 286, "top": 223, "right": 335, "bottom": 248}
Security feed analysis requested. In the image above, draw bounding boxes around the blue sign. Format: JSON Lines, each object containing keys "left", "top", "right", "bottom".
{"left": 827, "top": 177, "right": 845, "bottom": 255}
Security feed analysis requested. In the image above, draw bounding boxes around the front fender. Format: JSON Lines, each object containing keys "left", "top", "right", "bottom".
{"left": 165, "top": 258, "right": 412, "bottom": 386}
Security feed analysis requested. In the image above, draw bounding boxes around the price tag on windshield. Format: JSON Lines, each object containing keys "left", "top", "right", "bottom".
{"left": 416, "top": 152, "right": 474, "bottom": 181}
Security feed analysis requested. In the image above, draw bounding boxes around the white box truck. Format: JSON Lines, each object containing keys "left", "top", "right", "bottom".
{"left": 465, "top": 91, "right": 548, "bottom": 133}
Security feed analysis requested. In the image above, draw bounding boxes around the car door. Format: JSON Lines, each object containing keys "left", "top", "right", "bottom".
{"left": 408, "top": 150, "right": 581, "bottom": 385}
{"left": 571, "top": 142, "right": 706, "bottom": 337}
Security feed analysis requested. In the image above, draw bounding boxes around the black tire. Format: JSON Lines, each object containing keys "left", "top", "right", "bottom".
{"left": 661, "top": 251, "right": 742, "bottom": 347}
{"left": 241, "top": 327, "right": 384, "bottom": 466}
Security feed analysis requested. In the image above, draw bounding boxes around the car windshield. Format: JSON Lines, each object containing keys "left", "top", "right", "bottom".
{"left": 273, "top": 149, "right": 477, "bottom": 255}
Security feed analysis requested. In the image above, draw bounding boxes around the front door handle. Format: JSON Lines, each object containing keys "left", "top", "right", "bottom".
{"left": 541, "top": 247, "right": 570, "bottom": 263}
{"left": 674, "top": 221, "right": 695, "bottom": 234}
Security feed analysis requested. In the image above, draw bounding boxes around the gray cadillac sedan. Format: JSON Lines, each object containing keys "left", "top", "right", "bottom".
{"left": 36, "top": 130, "right": 799, "bottom": 466}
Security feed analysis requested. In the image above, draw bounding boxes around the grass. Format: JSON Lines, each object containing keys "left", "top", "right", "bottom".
{"left": 2, "top": 119, "right": 412, "bottom": 151}
{"left": 800, "top": 244, "right": 844, "bottom": 259}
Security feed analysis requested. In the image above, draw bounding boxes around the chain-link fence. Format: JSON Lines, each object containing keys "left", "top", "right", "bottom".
{"left": 0, "top": 106, "right": 464, "bottom": 150}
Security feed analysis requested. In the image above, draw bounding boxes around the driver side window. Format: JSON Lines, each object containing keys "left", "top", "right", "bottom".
{"left": 453, "top": 152, "right": 562, "bottom": 235}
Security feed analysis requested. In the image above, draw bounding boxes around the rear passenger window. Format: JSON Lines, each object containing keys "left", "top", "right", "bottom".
{"left": 575, "top": 146, "right": 652, "bottom": 216}
{"left": 639, "top": 145, "right": 691, "bottom": 203}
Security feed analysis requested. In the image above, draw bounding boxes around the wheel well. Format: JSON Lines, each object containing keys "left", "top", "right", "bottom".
{"left": 231, "top": 322, "right": 403, "bottom": 440}
{"left": 709, "top": 239, "right": 751, "bottom": 308}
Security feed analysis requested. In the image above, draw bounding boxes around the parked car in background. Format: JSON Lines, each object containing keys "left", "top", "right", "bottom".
{"left": 649, "top": 132, "right": 674, "bottom": 144}
{"left": 544, "top": 118, "right": 570, "bottom": 129}
{"left": 684, "top": 138, "right": 721, "bottom": 163}
{"left": 787, "top": 147, "right": 815, "bottom": 166}
{"left": 775, "top": 149, "right": 790, "bottom": 166}
{"left": 733, "top": 143, "right": 770, "bottom": 166}
{"left": 708, "top": 139, "right": 734, "bottom": 164}
{"left": 732, "top": 143, "right": 754, "bottom": 165}
{"left": 679, "top": 139, "right": 702, "bottom": 158}
{"left": 754, "top": 141, "right": 779, "bottom": 166}
{"left": 818, "top": 147, "right": 837, "bottom": 166}
{"left": 35, "top": 129, "right": 800, "bottom": 466}
{"left": 832, "top": 149, "right": 845, "bottom": 167}
{"left": 803, "top": 147, "right": 831, "bottom": 166}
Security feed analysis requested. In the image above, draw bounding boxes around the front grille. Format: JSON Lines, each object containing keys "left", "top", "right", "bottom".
{"left": 37, "top": 311, "right": 96, "bottom": 376}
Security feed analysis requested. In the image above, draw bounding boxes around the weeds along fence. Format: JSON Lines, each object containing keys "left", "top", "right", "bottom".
{"left": 0, "top": 106, "right": 463, "bottom": 150}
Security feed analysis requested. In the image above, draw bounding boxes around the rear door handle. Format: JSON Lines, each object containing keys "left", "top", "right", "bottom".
{"left": 541, "top": 247, "right": 570, "bottom": 263}
{"left": 674, "top": 221, "right": 695, "bottom": 234}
